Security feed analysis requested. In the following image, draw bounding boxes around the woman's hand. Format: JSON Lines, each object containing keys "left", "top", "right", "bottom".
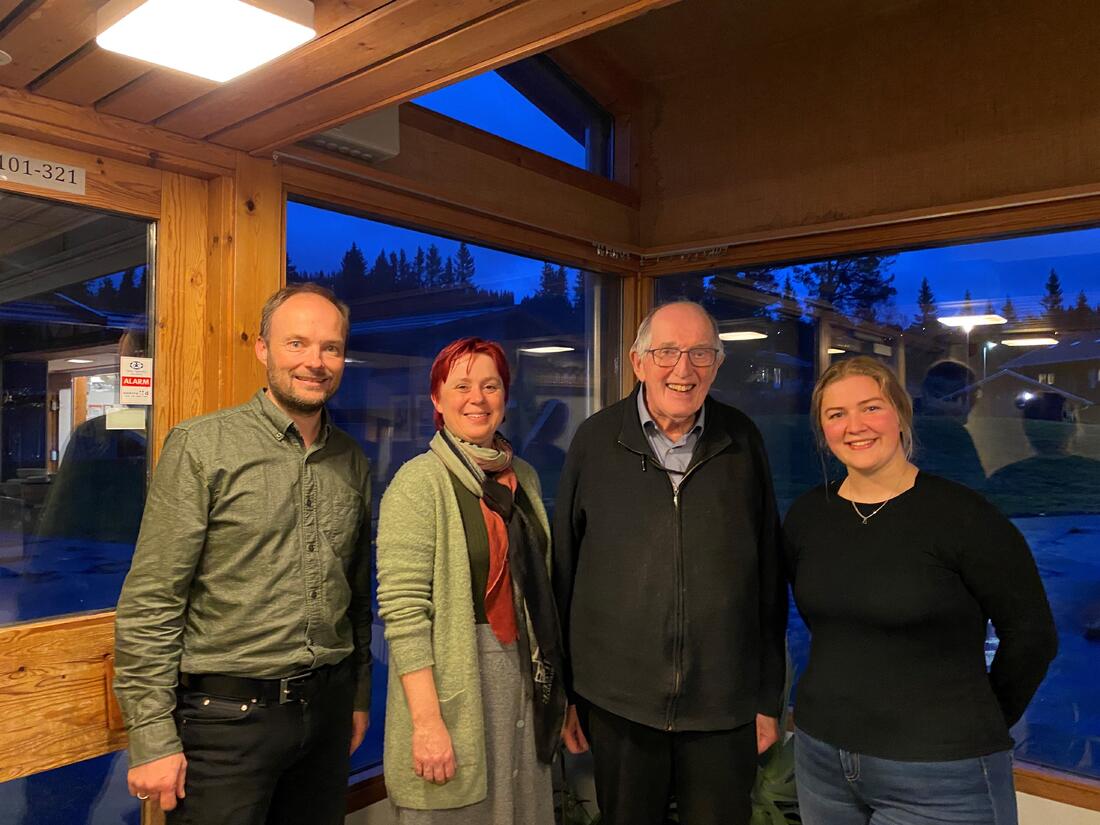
{"left": 412, "top": 717, "right": 457, "bottom": 784}
{"left": 561, "top": 704, "right": 590, "bottom": 754}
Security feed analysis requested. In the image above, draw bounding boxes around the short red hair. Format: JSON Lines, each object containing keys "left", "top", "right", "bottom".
{"left": 429, "top": 337, "right": 511, "bottom": 430}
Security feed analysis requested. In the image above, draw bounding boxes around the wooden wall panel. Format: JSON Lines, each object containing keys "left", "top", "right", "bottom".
{"left": 229, "top": 155, "right": 285, "bottom": 405}
{"left": 631, "top": 0, "right": 1100, "bottom": 252}
{"left": 0, "top": 613, "right": 124, "bottom": 782}
{"left": 153, "top": 173, "right": 210, "bottom": 457}
{"left": 0, "top": 130, "right": 160, "bottom": 217}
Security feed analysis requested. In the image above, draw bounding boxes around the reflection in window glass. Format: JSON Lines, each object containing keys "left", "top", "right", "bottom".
{"left": 656, "top": 227, "right": 1100, "bottom": 780}
{"left": 0, "top": 751, "right": 138, "bottom": 825}
{"left": 287, "top": 198, "right": 622, "bottom": 773}
{"left": 414, "top": 56, "right": 612, "bottom": 176}
{"left": 0, "top": 193, "right": 150, "bottom": 626}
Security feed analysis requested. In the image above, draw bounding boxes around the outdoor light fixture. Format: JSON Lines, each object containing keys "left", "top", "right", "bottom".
{"left": 518, "top": 346, "right": 575, "bottom": 354}
{"left": 1000, "top": 337, "right": 1059, "bottom": 347}
{"left": 937, "top": 314, "right": 1007, "bottom": 331}
{"left": 67, "top": 358, "right": 94, "bottom": 364}
{"left": 96, "top": 0, "right": 315, "bottom": 83}
{"left": 718, "top": 331, "right": 768, "bottom": 341}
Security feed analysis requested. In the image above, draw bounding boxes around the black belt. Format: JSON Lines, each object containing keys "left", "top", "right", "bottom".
{"left": 178, "top": 661, "right": 339, "bottom": 705}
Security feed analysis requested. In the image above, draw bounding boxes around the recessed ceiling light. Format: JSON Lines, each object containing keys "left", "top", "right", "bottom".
{"left": 519, "top": 346, "right": 575, "bottom": 354}
{"left": 67, "top": 358, "right": 95, "bottom": 364}
{"left": 96, "top": 0, "right": 315, "bottom": 83}
{"left": 719, "top": 331, "right": 768, "bottom": 341}
{"left": 938, "top": 314, "right": 1007, "bottom": 329}
{"left": 1000, "top": 337, "right": 1059, "bottom": 347}
{"left": 827, "top": 347, "right": 846, "bottom": 355}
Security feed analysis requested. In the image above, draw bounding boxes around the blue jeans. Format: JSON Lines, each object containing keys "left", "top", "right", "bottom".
{"left": 794, "top": 728, "right": 1018, "bottom": 825}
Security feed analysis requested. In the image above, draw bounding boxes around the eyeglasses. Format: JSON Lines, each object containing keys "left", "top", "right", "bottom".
{"left": 646, "top": 347, "right": 720, "bottom": 368}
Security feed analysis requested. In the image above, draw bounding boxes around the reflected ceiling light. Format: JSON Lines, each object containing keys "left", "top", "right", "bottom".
{"left": 718, "top": 331, "right": 768, "bottom": 341}
{"left": 1000, "top": 337, "right": 1059, "bottom": 347}
{"left": 519, "top": 346, "right": 575, "bottom": 354}
{"left": 937, "top": 313, "right": 1006, "bottom": 333}
{"left": 0, "top": 50, "right": 12, "bottom": 67}
{"left": 67, "top": 358, "right": 95, "bottom": 364}
{"left": 827, "top": 347, "right": 846, "bottom": 355}
{"left": 96, "top": 0, "right": 315, "bottom": 83}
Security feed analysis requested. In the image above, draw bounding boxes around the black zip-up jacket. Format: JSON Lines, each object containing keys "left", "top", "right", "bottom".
{"left": 552, "top": 387, "right": 787, "bottom": 731}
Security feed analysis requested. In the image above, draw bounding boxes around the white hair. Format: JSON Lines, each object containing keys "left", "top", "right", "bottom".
{"left": 631, "top": 301, "right": 724, "bottom": 362}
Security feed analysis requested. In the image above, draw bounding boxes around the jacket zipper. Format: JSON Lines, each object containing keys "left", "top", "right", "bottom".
{"left": 618, "top": 439, "right": 716, "bottom": 732}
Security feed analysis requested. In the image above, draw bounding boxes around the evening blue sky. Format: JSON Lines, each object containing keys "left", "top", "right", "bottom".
{"left": 288, "top": 70, "right": 1100, "bottom": 312}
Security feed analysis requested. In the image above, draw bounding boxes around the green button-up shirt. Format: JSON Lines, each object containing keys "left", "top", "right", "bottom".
{"left": 114, "top": 389, "right": 372, "bottom": 767}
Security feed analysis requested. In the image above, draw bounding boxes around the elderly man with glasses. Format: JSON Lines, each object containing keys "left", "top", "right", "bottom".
{"left": 553, "top": 300, "right": 787, "bottom": 825}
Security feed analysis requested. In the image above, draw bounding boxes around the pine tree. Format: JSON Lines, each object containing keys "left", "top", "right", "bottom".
{"left": 424, "top": 244, "right": 444, "bottom": 288}
{"left": 782, "top": 274, "right": 796, "bottom": 301}
{"left": 442, "top": 256, "right": 456, "bottom": 286}
{"left": 335, "top": 242, "right": 368, "bottom": 300}
{"left": 286, "top": 254, "right": 300, "bottom": 283}
{"left": 1001, "top": 295, "right": 1018, "bottom": 323}
{"left": 962, "top": 289, "right": 974, "bottom": 315}
{"left": 915, "top": 277, "right": 937, "bottom": 327}
{"left": 536, "top": 262, "right": 567, "bottom": 297}
{"left": 984, "top": 300, "right": 996, "bottom": 316}
{"left": 1041, "top": 268, "right": 1064, "bottom": 317}
{"left": 371, "top": 250, "right": 395, "bottom": 291}
{"left": 454, "top": 242, "right": 476, "bottom": 286}
{"left": 571, "top": 269, "right": 585, "bottom": 308}
{"left": 794, "top": 254, "right": 897, "bottom": 321}
{"left": 1070, "top": 290, "right": 1092, "bottom": 327}
{"left": 412, "top": 247, "right": 426, "bottom": 286}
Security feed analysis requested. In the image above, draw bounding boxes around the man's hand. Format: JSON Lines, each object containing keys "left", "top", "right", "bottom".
{"left": 350, "top": 710, "right": 370, "bottom": 754}
{"left": 755, "top": 713, "right": 780, "bottom": 754}
{"left": 561, "top": 704, "right": 590, "bottom": 754}
{"left": 412, "top": 717, "right": 456, "bottom": 785}
{"left": 128, "top": 752, "right": 187, "bottom": 811}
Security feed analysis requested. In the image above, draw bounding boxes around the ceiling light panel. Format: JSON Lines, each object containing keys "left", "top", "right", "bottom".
{"left": 97, "top": 0, "right": 315, "bottom": 83}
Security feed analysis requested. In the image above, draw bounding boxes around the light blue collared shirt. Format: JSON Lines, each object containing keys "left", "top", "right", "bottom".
{"left": 637, "top": 387, "right": 705, "bottom": 491}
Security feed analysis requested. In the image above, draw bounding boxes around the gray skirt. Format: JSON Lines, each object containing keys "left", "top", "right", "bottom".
{"left": 393, "top": 625, "right": 554, "bottom": 825}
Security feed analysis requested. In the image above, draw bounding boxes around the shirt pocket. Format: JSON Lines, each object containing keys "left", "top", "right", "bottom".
{"left": 321, "top": 490, "right": 364, "bottom": 557}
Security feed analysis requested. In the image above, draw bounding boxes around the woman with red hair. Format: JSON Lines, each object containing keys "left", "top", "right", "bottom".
{"left": 376, "top": 337, "right": 565, "bottom": 824}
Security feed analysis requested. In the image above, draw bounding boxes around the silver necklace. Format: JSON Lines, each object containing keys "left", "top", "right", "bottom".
{"left": 848, "top": 468, "right": 912, "bottom": 525}
{"left": 851, "top": 498, "right": 890, "bottom": 525}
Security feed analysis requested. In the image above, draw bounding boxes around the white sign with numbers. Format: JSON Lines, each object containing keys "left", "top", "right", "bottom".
{"left": 119, "top": 356, "right": 153, "bottom": 405}
{"left": 0, "top": 148, "right": 86, "bottom": 196}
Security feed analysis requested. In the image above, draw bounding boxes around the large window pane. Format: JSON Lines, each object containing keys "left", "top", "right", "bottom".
{"left": 655, "top": 227, "right": 1100, "bottom": 780}
{"left": 0, "top": 193, "right": 151, "bottom": 626}
{"left": 0, "top": 751, "right": 138, "bottom": 825}
{"left": 286, "top": 198, "right": 622, "bottom": 774}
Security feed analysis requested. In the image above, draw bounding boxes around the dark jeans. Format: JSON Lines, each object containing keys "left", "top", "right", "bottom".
{"left": 794, "top": 727, "right": 1018, "bottom": 825}
{"left": 578, "top": 699, "right": 757, "bottom": 825}
{"left": 166, "top": 661, "right": 355, "bottom": 825}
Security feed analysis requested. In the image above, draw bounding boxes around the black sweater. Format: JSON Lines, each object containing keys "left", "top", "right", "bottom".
{"left": 783, "top": 472, "right": 1058, "bottom": 760}
{"left": 552, "top": 388, "right": 787, "bottom": 731}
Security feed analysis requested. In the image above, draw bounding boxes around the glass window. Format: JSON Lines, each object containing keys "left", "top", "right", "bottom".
{"left": 655, "top": 226, "right": 1100, "bottom": 781}
{"left": 0, "top": 193, "right": 151, "bottom": 626}
{"left": 286, "top": 198, "right": 622, "bottom": 775}
{"left": 414, "top": 56, "right": 613, "bottom": 176}
{"left": 0, "top": 751, "right": 138, "bottom": 825}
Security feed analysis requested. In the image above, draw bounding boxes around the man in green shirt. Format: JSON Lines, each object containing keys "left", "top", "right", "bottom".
{"left": 114, "top": 283, "right": 372, "bottom": 824}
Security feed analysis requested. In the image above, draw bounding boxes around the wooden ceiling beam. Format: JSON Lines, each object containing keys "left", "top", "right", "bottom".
{"left": 0, "top": 0, "right": 107, "bottom": 89}
{"left": 0, "top": 87, "right": 236, "bottom": 178}
{"left": 210, "top": 0, "right": 681, "bottom": 155}
{"left": 156, "top": 0, "right": 512, "bottom": 140}
{"left": 30, "top": 44, "right": 149, "bottom": 106}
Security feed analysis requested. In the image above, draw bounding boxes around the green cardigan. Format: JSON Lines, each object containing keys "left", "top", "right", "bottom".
{"left": 376, "top": 449, "right": 550, "bottom": 810}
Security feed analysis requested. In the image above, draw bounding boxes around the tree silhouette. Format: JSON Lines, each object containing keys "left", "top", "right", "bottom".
{"left": 1069, "top": 290, "right": 1093, "bottom": 328}
{"left": 454, "top": 242, "right": 476, "bottom": 286}
{"left": 335, "top": 242, "right": 368, "bottom": 300}
{"left": 1041, "top": 268, "right": 1064, "bottom": 318}
{"left": 424, "top": 244, "right": 444, "bottom": 288}
{"left": 915, "top": 277, "right": 937, "bottom": 327}
{"left": 1001, "top": 295, "right": 1018, "bottom": 323}
{"left": 794, "top": 254, "right": 896, "bottom": 321}
{"left": 571, "top": 269, "right": 585, "bottom": 308}
{"left": 536, "top": 262, "right": 568, "bottom": 298}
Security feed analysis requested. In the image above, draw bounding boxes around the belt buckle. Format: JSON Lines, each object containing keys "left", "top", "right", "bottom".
{"left": 278, "top": 671, "right": 313, "bottom": 704}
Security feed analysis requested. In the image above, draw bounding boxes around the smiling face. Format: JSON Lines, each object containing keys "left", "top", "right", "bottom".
{"left": 630, "top": 303, "right": 720, "bottom": 435}
{"left": 254, "top": 292, "right": 346, "bottom": 416}
{"left": 432, "top": 353, "right": 505, "bottom": 447}
{"left": 820, "top": 374, "right": 906, "bottom": 475}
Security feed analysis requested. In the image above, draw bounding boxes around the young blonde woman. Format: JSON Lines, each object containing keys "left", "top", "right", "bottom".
{"left": 784, "top": 356, "right": 1057, "bottom": 825}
